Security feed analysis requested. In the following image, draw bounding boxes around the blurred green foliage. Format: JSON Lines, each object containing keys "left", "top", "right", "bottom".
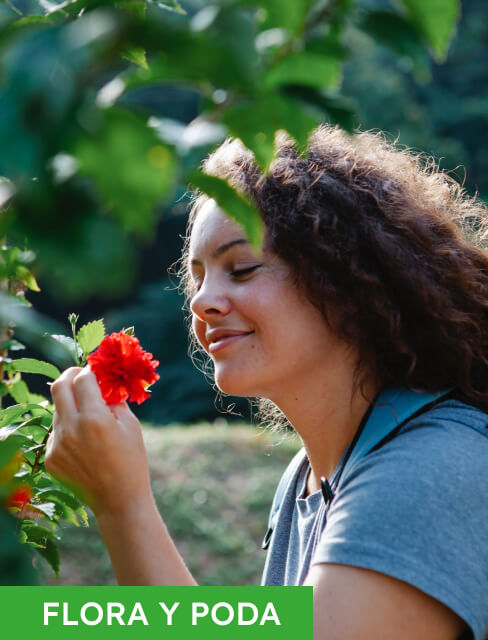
{"left": 0, "top": 508, "right": 38, "bottom": 585}
{"left": 344, "top": 0, "right": 488, "bottom": 200}
{"left": 3, "top": 0, "right": 485, "bottom": 428}
{"left": 0, "top": 0, "right": 459, "bottom": 300}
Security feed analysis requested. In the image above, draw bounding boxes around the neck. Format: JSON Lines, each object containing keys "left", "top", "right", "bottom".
{"left": 269, "top": 349, "right": 378, "bottom": 496}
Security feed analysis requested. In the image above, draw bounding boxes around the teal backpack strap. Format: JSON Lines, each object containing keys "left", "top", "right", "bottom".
{"left": 340, "top": 386, "right": 454, "bottom": 480}
{"left": 263, "top": 386, "right": 454, "bottom": 550}
{"left": 262, "top": 448, "right": 307, "bottom": 549}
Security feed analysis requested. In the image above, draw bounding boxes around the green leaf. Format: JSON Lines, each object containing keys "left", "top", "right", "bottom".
{"left": 149, "top": 0, "right": 186, "bottom": 14}
{"left": 120, "top": 25, "right": 255, "bottom": 95}
{"left": 37, "top": 538, "right": 60, "bottom": 576}
{"left": 74, "top": 109, "right": 177, "bottom": 236}
{"left": 119, "top": 0, "right": 146, "bottom": 19}
{"left": 11, "top": 358, "right": 60, "bottom": 380}
{"left": 10, "top": 14, "right": 59, "bottom": 29}
{"left": 399, "top": 0, "right": 459, "bottom": 62}
{"left": 0, "top": 405, "right": 28, "bottom": 429}
{"left": 221, "top": 93, "right": 319, "bottom": 168}
{"left": 0, "top": 437, "right": 23, "bottom": 468}
{"left": 8, "top": 380, "right": 30, "bottom": 404}
{"left": 358, "top": 9, "right": 431, "bottom": 82}
{"left": 35, "top": 488, "right": 89, "bottom": 526}
{"left": 263, "top": 52, "right": 341, "bottom": 90}
{"left": 31, "top": 502, "right": 56, "bottom": 520}
{"left": 28, "top": 392, "right": 50, "bottom": 405}
{"left": 0, "top": 404, "right": 51, "bottom": 429}
{"left": 77, "top": 319, "right": 105, "bottom": 356}
{"left": 253, "top": 0, "right": 313, "bottom": 35}
{"left": 49, "top": 334, "right": 82, "bottom": 361}
{"left": 1, "top": 339, "right": 25, "bottom": 351}
{"left": 285, "top": 87, "right": 358, "bottom": 132}
{"left": 187, "top": 172, "right": 264, "bottom": 251}
{"left": 15, "top": 265, "right": 40, "bottom": 292}
{"left": 121, "top": 44, "right": 148, "bottom": 69}
{"left": 18, "top": 417, "right": 47, "bottom": 444}
{"left": 20, "top": 523, "right": 54, "bottom": 543}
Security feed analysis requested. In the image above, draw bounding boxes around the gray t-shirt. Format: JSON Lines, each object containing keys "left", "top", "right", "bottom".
{"left": 261, "top": 398, "right": 488, "bottom": 640}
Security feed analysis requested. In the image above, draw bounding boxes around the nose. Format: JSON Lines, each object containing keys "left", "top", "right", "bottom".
{"left": 190, "top": 277, "right": 232, "bottom": 321}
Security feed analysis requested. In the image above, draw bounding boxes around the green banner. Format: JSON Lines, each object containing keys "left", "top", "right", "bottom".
{"left": 0, "top": 586, "right": 312, "bottom": 639}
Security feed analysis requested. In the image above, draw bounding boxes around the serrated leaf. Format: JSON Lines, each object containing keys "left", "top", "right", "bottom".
{"left": 77, "top": 319, "right": 105, "bottom": 356}
{"left": 263, "top": 52, "right": 341, "bottom": 90}
{"left": 188, "top": 172, "right": 264, "bottom": 251}
{"left": 399, "top": 0, "right": 459, "bottom": 62}
{"left": 11, "top": 358, "right": 60, "bottom": 380}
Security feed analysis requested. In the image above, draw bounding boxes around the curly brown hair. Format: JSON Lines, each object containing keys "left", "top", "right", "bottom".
{"left": 176, "top": 125, "right": 488, "bottom": 423}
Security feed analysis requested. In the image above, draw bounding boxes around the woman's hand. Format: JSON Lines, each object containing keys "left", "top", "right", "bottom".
{"left": 45, "top": 366, "right": 153, "bottom": 517}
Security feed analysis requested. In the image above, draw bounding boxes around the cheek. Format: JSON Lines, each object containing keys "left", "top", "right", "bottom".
{"left": 192, "top": 315, "right": 208, "bottom": 351}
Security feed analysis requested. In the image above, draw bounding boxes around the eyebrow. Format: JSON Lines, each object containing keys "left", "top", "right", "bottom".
{"left": 190, "top": 238, "right": 249, "bottom": 266}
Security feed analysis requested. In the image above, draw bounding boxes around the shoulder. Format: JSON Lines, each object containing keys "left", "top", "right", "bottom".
{"left": 313, "top": 398, "right": 488, "bottom": 640}
{"left": 355, "top": 397, "right": 488, "bottom": 484}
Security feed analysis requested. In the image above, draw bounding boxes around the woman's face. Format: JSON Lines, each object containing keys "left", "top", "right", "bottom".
{"left": 188, "top": 199, "right": 348, "bottom": 400}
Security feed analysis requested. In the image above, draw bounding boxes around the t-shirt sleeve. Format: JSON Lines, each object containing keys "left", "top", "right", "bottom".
{"left": 312, "top": 414, "right": 488, "bottom": 640}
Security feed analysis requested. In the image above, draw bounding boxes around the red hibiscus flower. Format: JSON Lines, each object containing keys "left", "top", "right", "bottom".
{"left": 87, "top": 331, "right": 160, "bottom": 405}
{"left": 6, "top": 484, "right": 32, "bottom": 510}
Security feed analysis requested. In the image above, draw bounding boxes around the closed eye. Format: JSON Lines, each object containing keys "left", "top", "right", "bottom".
{"left": 230, "top": 265, "right": 261, "bottom": 279}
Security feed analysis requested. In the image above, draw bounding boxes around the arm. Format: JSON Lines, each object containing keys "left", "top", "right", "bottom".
{"left": 96, "top": 496, "right": 197, "bottom": 586}
{"left": 304, "top": 563, "right": 467, "bottom": 640}
{"left": 46, "top": 367, "right": 197, "bottom": 586}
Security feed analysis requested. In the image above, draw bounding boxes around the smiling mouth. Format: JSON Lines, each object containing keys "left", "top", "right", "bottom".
{"left": 208, "top": 332, "right": 253, "bottom": 354}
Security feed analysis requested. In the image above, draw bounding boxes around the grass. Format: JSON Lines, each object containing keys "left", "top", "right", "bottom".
{"left": 37, "top": 421, "right": 301, "bottom": 586}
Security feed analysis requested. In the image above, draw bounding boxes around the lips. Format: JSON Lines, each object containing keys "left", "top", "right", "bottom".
{"left": 206, "top": 329, "right": 254, "bottom": 354}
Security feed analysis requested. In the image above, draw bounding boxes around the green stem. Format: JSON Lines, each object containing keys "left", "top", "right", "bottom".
{"left": 71, "top": 322, "right": 81, "bottom": 367}
{"left": 31, "top": 427, "right": 51, "bottom": 476}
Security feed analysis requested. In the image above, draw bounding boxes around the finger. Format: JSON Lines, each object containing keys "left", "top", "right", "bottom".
{"left": 50, "top": 367, "right": 83, "bottom": 421}
{"left": 72, "top": 366, "right": 110, "bottom": 414}
{"left": 109, "top": 401, "right": 138, "bottom": 425}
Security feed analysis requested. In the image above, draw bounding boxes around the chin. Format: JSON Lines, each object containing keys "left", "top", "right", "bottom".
{"left": 214, "top": 367, "right": 260, "bottom": 398}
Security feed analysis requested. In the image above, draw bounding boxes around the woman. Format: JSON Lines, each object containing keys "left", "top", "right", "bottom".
{"left": 46, "top": 126, "right": 488, "bottom": 639}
